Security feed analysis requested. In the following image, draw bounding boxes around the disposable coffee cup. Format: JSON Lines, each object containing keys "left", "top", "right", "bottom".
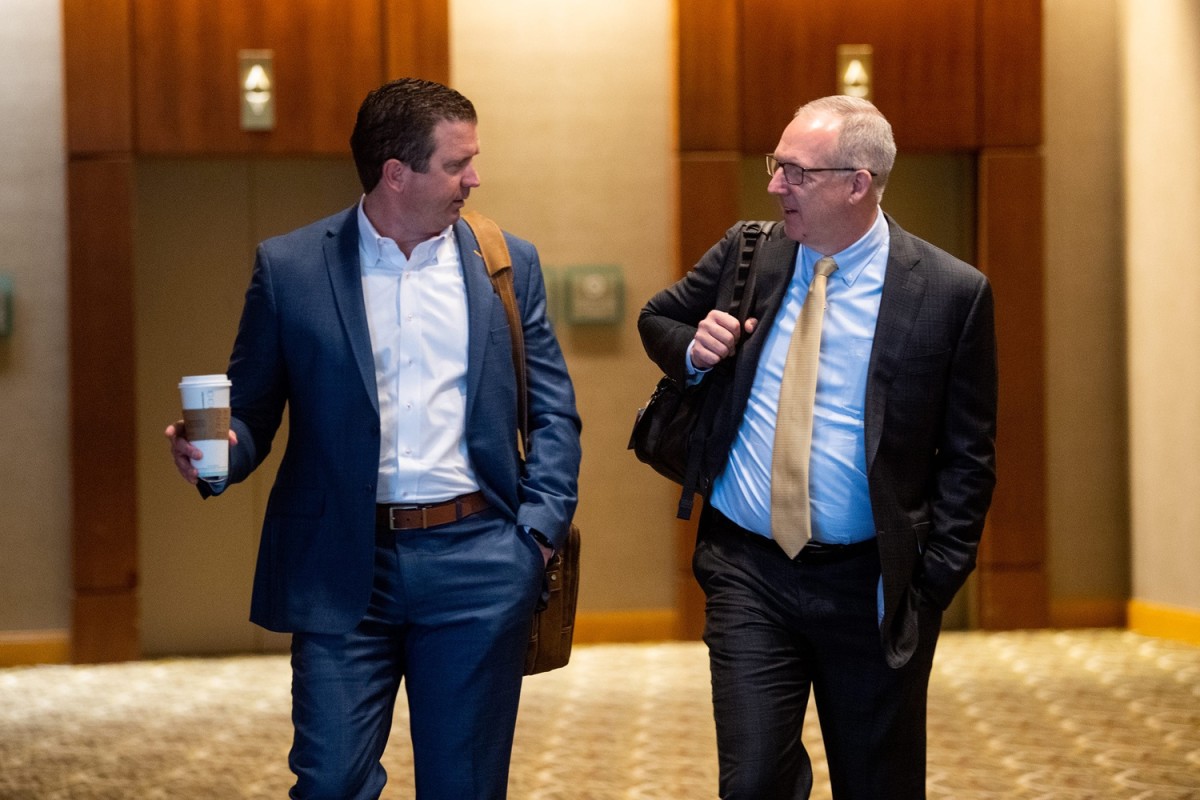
{"left": 179, "top": 374, "right": 232, "bottom": 486}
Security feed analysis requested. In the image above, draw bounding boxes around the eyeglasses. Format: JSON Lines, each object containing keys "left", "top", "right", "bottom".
{"left": 765, "top": 155, "right": 876, "bottom": 186}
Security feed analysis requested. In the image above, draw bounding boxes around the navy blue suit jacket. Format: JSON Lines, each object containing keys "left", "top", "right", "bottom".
{"left": 208, "top": 206, "right": 581, "bottom": 635}
{"left": 640, "top": 217, "right": 996, "bottom": 667}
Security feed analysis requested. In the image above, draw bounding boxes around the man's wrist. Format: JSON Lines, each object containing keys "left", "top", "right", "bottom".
{"left": 526, "top": 526, "right": 554, "bottom": 550}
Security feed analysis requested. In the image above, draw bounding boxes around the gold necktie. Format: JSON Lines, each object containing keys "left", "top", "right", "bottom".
{"left": 771, "top": 256, "right": 838, "bottom": 558}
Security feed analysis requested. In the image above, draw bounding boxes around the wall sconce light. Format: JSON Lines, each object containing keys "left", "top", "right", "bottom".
{"left": 239, "top": 50, "right": 275, "bottom": 131}
{"left": 837, "top": 44, "right": 873, "bottom": 101}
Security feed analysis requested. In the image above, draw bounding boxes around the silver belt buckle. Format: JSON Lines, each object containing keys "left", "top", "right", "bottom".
{"left": 388, "top": 505, "right": 424, "bottom": 530}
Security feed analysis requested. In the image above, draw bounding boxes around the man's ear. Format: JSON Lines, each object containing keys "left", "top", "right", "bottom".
{"left": 379, "top": 158, "right": 408, "bottom": 191}
{"left": 848, "top": 169, "right": 873, "bottom": 204}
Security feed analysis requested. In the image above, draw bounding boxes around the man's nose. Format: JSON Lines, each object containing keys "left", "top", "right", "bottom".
{"left": 767, "top": 169, "right": 787, "bottom": 194}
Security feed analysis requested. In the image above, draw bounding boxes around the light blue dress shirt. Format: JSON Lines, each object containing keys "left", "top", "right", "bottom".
{"left": 710, "top": 209, "right": 889, "bottom": 545}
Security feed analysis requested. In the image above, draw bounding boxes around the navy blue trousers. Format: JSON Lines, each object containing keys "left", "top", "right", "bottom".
{"left": 694, "top": 506, "right": 942, "bottom": 800}
{"left": 287, "top": 508, "right": 545, "bottom": 799}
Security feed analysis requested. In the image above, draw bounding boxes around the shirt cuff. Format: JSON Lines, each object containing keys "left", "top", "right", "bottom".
{"left": 684, "top": 340, "right": 711, "bottom": 385}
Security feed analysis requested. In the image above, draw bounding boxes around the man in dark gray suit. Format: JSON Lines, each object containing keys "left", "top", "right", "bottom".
{"left": 167, "top": 78, "right": 581, "bottom": 799}
{"left": 639, "top": 96, "right": 996, "bottom": 798}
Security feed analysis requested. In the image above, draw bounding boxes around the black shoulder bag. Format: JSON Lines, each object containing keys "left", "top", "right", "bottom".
{"left": 628, "top": 221, "right": 776, "bottom": 519}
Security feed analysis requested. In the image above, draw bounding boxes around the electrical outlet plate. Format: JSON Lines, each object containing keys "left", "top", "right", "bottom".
{"left": 564, "top": 264, "right": 623, "bottom": 325}
{"left": 0, "top": 274, "right": 12, "bottom": 337}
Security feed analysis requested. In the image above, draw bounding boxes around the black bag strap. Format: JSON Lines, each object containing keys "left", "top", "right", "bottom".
{"left": 728, "top": 220, "right": 775, "bottom": 322}
{"left": 461, "top": 210, "right": 529, "bottom": 459}
{"left": 675, "top": 219, "right": 776, "bottom": 519}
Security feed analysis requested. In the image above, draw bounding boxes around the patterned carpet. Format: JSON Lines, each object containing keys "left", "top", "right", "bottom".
{"left": 0, "top": 630, "right": 1197, "bottom": 799}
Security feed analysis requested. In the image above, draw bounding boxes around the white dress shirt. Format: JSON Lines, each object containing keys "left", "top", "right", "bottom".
{"left": 357, "top": 201, "right": 480, "bottom": 504}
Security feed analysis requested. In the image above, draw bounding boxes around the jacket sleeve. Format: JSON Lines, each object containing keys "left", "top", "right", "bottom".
{"left": 638, "top": 223, "right": 744, "bottom": 381}
{"left": 509, "top": 236, "right": 583, "bottom": 549}
{"left": 199, "top": 242, "right": 289, "bottom": 498}
{"left": 920, "top": 274, "right": 998, "bottom": 610}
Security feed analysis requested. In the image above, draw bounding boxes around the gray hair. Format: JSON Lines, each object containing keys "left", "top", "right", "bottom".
{"left": 796, "top": 95, "right": 896, "bottom": 202}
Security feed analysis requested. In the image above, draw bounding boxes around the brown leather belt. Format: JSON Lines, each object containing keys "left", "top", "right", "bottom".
{"left": 376, "top": 491, "right": 491, "bottom": 531}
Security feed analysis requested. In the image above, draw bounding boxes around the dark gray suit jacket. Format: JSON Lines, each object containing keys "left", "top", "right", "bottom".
{"left": 639, "top": 216, "right": 997, "bottom": 667}
{"left": 207, "top": 207, "right": 582, "bottom": 636}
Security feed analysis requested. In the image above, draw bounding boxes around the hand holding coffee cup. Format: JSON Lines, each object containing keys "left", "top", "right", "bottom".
{"left": 177, "top": 374, "right": 233, "bottom": 488}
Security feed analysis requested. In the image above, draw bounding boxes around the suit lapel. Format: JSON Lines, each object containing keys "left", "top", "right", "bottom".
{"left": 324, "top": 208, "right": 380, "bottom": 412}
{"left": 864, "top": 218, "right": 928, "bottom": 468}
{"left": 745, "top": 232, "right": 798, "bottom": 329}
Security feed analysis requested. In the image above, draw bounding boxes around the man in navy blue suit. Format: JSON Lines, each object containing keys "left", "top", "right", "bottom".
{"left": 167, "top": 78, "right": 581, "bottom": 799}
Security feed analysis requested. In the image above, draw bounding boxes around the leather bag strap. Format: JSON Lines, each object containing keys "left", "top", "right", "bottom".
{"left": 462, "top": 210, "right": 529, "bottom": 457}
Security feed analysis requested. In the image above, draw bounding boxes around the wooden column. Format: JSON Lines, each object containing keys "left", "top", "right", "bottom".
{"left": 674, "top": 0, "right": 743, "bottom": 638}
{"left": 973, "top": 0, "right": 1048, "bottom": 628}
{"left": 63, "top": 0, "right": 140, "bottom": 663}
{"left": 976, "top": 151, "right": 1048, "bottom": 628}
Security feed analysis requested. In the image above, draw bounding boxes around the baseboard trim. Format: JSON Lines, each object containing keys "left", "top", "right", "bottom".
{"left": 574, "top": 608, "right": 680, "bottom": 644}
{"left": 12, "top": 605, "right": 1189, "bottom": 663}
{"left": 1128, "top": 599, "right": 1200, "bottom": 645}
{"left": 0, "top": 629, "right": 70, "bottom": 667}
{"left": 1048, "top": 597, "right": 1127, "bottom": 629}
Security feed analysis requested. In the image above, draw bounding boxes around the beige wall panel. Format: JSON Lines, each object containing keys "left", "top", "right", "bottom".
{"left": 0, "top": 1, "right": 70, "bottom": 632}
{"left": 451, "top": 0, "right": 679, "bottom": 612}
{"left": 1122, "top": 0, "right": 1200, "bottom": 612}
{"left": 1043, "top": 0, "right": 1129, "bottom": 609}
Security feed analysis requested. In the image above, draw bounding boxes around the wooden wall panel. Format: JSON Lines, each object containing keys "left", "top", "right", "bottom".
{"left": 975, "top": 149, "right": 1048, "bottom": 629}
{"left": 132, "top": 0, "right": 384, "bottom": 155}
{"left": 679, "top": 156, "right": 742, "bottom": 275}
{"left": 63, "top": 0, "right": 134, "bottom": 154}
{"left": 676, "top": 156, "right": 736, "bottom": 635}
{"left": 72, "top": 592, "right": 139, "bottom": 665}
{"left": 383, "top": 0, "right": 450, "bottom": 85}
{"left": 678, "top": 0, "right": 740, "bottom": 152}
{"left": 977, "top": 562, "right": 1049, "bottom": 630}
{"left": 740, "top": 0, "right": 978, "bottom": 154}
{"left": 977, "top": 150, "right": 1045, "bottom": 566}
{"left": 980, "top": 0, "right": 1042, "bottom": 147}
{"left": 68, "top": 158, "right": 140, "bottom": 662}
